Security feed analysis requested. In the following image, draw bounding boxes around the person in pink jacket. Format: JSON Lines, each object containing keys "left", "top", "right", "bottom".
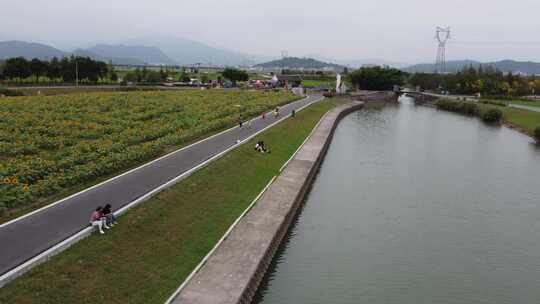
{"left": 90, "top": 206, "right": 109, "bottom": 234}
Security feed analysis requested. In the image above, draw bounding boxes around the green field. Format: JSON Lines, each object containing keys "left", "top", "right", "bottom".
{"left": 477, "top": 103, "right": 540, "bottom": 134}
{"left": 506, "top": 99, "right": 540, "bottom": 108}
{"left": 440, "top": 99, "right": 540, "bottom": 136}
{"left": 302, "top": 79, "right": 335, "bottom": 88}
{"left": 0, "top": 99, "right": 340, "bottom": 304}
{"left": 0, "top": 90, "right": 298, "bottom": 221}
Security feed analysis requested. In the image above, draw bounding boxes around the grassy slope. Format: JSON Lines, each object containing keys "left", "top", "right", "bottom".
{"left": 0, "top": 100, "right": 340, "bottom": 304}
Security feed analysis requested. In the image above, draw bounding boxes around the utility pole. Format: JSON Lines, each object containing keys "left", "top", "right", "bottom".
{"left": 435, "top": 27, "right": 451, "bottom": 74}
{"left": 75, "top": 58, "right": 79, "bottom": 87}
{"left": 280, "top": 50, "right": 288, "bottom": 74}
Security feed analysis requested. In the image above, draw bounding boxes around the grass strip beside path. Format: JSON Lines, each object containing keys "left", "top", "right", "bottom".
{"left": 477, "top": 103, "right": 540, "bottom": 135}
{"left": 0, "top": 99, "right": 340, "bottom": 304}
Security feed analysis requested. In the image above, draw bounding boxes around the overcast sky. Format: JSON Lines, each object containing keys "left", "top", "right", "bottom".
{"left": 2, "top": 0, "right": 540, "bottom": 64}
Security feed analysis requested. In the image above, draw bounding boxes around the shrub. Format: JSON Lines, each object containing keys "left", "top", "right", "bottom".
{"left": 0, "top": 202, "right": 6, "bottom": 216}
{"left": 480, "top": 100, "right": 507, "bottom": 107}
{"left": 534, "top": 126, "right": 540, "bottom": 143}
{"left": 0, "top": 87, "right": 24, "bottom": 96}
{"left": 461, "top": 102, "right": 480, "bottom": 115}
{"left": 481, "top": 108, "right": 503, "bottom": 123}
{"left": 436, "top": 99, "right": 479, "bottom": 115}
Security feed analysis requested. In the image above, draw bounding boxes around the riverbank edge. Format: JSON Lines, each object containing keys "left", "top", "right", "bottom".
{"left": 170, "top": 101, "right": 364, "bottom": 304}
{"left": 423, "top": 100, "right": 538, "bottom": 140}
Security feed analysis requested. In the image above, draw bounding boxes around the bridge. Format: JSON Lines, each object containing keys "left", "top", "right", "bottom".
{"left": 398, "top": 89, "right": 477, "bottom": 103}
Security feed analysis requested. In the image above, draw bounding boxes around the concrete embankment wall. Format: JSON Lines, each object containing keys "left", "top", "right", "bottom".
{"left": 171, "top": 101, "right": 364, "bottom": 304}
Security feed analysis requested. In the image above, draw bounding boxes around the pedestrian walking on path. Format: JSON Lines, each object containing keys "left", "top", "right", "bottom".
{"left": 238, "top": 115, "right": 243, "bottom": 128}
{"left": 262, "top": 112, "right": 266, "bottom": 120}
{"left": 274, "top": 107, "right": 280, "bottom": 118}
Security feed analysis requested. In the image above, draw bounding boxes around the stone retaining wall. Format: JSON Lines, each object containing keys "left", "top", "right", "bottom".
{"left": 171, "top": 101, "right": 364, "bottom": 304}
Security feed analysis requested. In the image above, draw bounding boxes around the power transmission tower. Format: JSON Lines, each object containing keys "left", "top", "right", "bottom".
{"left": 435, "top": 27, "right": 451, "bottom": 74}
{"left": 280, "top": 50, "right": 288, "bottom": 73}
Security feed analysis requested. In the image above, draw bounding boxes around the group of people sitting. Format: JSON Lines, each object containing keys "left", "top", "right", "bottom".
{"left": 255, "top": 141, "right": 269, "bottom": 153}
{"left": 90, "top": 204, "right": 118, "bottom": 234}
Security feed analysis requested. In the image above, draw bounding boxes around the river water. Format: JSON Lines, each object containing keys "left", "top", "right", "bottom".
{"left": 255, "top": 98, "right": 540, "bottom": 304}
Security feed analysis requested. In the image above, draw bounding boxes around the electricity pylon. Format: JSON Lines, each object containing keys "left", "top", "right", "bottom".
{"left": 435, "top": 27, "right": 451, "bottom": 74}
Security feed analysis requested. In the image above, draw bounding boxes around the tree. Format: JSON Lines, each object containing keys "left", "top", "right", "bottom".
{"left": 222, "top": 68, "right": 249, "bottom": 83}
{"left": 3, "top": 57, "right": 31, "bottom": 79}
{"left": 159, "top": 66, "right": 167, "bottom": 81}
{"left": 47, "top": 57, "right": 61, "bottom": 79}
{"left": 29, "top": 58, "right": 49, "bottom": 80}
{"left": 350, "top": 66, "right": 406, "bottom": 90}
{"left": 146, "top": 71, "right": 163, "bottom": 83}
{"left": 200, "top": 74, "right": 209, "bottom": 84}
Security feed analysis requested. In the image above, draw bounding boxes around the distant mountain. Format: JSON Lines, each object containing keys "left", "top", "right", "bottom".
{"left": 84, "top": 44, "right": 176, "bottom": 65}
{"left": 487, "top": 60, "right": 540, "bottom": 75}
{"left": 254, "top": 57, "right": 345, "bottom": 71}
{"left": 0, "top": 40, "right": 67, "bottom": 60}
{"left": 0, "top": 40, "right": 148, "bottom": 64}
{"left": 403, "top": 60, "right": 540, "bottom": 75}
{"left": 337, "top": 59, "right": 408, "bottom": 69}
{"left": 72, "top": 49, "right": 145, "bottom": 65}
{"left": 305, "top": 55, "right": 407, "bottom": 68}
{"left": 124, "top": 36, "right": 257, "bottom": 66}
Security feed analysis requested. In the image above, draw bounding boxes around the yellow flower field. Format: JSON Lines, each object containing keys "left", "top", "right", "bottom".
{"left": 0, "top": 89, "right": 298, "bottom": 214}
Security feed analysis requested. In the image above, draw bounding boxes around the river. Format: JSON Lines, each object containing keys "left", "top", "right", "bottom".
{"left": 254, "top": 98, "right": 540, "bottom": 304}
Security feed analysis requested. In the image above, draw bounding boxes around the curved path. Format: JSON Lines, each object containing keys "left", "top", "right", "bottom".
{"left": 0, "top": 94, "right": 322, "bottom": 279}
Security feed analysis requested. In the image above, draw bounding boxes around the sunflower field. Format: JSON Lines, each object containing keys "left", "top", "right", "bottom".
{"left": 0, "top": 89, "right": 298, "bottom": 214}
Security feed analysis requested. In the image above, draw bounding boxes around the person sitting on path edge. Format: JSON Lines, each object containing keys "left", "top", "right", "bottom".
{"left": 102, "top": 203, "right": 118, "bottom": 227}
{"left": 90, "top": 206, "right": 109, "bottom": 234}
{"left": 255, "top": 141, "right": 270, "bottom": 153}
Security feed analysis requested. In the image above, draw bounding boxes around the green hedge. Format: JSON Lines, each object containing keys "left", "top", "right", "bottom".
{"left": 481, "top": 109, "right": 503, "bottom": 123}
{"left": 0, "top": 87, "right": 23, "bottom": 97}
{"left": 436, "top": 99, "right": 503, "bottom": 124}
{"left": 480, "top": 100, "right": 507, "bottom": 107}
{"left": 436, "top": 99, "right": 479, "bottom": 116}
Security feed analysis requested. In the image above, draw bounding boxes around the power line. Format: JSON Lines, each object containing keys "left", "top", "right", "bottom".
{"left": 449, "top": 41, "right": 540, "bottom": 45}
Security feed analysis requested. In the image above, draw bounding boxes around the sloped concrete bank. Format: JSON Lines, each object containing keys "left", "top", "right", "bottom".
{"left": 171, "top": 101, "right": 364, "bottom": 304}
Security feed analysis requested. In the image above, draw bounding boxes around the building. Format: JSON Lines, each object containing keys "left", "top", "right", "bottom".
{"left": 276, "top": 75, "right": 303, "bottom": 88}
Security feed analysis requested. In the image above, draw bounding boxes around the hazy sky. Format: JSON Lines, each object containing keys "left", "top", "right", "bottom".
{"left": 2, "top": 0, "right": 540, "bottom": 64}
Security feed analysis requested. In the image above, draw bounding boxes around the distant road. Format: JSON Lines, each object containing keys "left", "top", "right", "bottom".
{"left": 0, "top": 94, "right": 323, "bottom": 277}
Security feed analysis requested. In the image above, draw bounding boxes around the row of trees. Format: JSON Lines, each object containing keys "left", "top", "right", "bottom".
{"left": 0, "top": 57, "right": 116, "bottom": 83}
{"left": 349, "top": 66, "right": 407, "bottom": 90}
{"left": 409, "top": 66, "right": 540, "bottom": 96}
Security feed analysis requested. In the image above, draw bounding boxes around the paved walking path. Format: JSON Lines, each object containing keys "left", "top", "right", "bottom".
{"left": 0, "top": 94, "right": 322, "bottom": 277}
{"left": 509, "top": 103, "right": 540, "bottom": 113}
